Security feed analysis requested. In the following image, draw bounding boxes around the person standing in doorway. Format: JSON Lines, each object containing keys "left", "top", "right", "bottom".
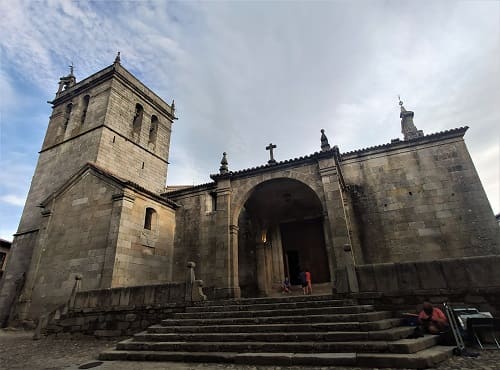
{"left": 299, "top": 269, "right": 307, "bottom": 295}
{"left": 305, "top": 269, "right": 312, "bottom": 295}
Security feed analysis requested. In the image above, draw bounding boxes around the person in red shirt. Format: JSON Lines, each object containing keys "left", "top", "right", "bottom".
{"left": 305, "top": 270, "right": 312, "bottom": 295}
{"left": 418, "top": 301, "right": 448, "bottom": 334}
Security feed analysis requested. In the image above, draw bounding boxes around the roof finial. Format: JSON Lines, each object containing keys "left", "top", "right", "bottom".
{"left": 114, "top": 51, "right": 121, "bottom": 64}
{"left": 171, "top": 99, "right": 175, "bottom": 112}
{"left": 69, "top": 62, "right": 74, "bottom": 76}
{"left": 398, "top": 98, "right": 424, "bottom": 140}
{"left": 219, "top": 152, "right": 229, "bottom": 174}
{"left": 398, "top": 95, "right": 406, "bottom": 112}
{"left": 320, "top": 129, "right": 331, "bottom": 152}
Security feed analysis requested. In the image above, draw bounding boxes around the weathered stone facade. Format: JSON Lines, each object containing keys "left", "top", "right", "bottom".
{"left": 0, "top": 59, "right": 498, "bottom": 326}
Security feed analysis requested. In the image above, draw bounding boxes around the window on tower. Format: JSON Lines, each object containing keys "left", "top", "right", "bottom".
{"left": 149, "top": 115, "right": 158, "bottom": 144}
{"left": 81, "top": 95, "right": 90, "bottom": 124}
{"left": 133, "top": 103, "right": 144, "bottom": 135}
{"left": 64, "top": 103, "right": 73, "bottom": 129}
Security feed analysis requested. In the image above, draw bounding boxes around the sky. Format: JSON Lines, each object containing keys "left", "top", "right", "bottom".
{"left": 0, "top": 0, "right": 499, "bottom": 241}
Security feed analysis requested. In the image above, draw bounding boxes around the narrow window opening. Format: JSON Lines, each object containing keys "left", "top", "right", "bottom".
{"left": 133, "top": 103, "right": 144, "bottom": 135}
{"left": 141, "top": 162, "right": 145, "bottom": 169}
{"left": 408, "top": 191, "right": 412, "bottom": 196}
{"left": 149, "top": 115, "right": 158, "bottom": 144}
{"left": 112, "top": 136, "right": 116, "bottom": 143}
{"left": 64, "top": 103, "right": 73, "bottom": 129}
{"left": 81, "top": 95, "right": 90, "bottom": 124}
{"left": 144, "top": 207, "right": 157, "bottom": 230}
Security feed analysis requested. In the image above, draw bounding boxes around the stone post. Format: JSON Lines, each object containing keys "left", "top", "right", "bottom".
{"left": 185, "top": 262, "right": 195, "bottom": 301}
{"left": 67, "top": 274, "right": 83, "bottom": 310}
{"left": 214, "top": 178, "right": 240, "bottom": 298}
{"left": 185, "top": 262, "right": 206, "bottom": 302}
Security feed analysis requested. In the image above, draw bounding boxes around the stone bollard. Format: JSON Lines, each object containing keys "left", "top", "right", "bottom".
{"left": 193, "top": 280, "right": 207, "bottom": 302}
{"left": 185, "top": 262, "right": 207, "bottom": 302}
{"left": 67, "top": 274, "right": 83, "bottom": 312}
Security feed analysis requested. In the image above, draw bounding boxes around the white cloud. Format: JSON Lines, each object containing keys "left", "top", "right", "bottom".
{"left": 0, "top": 0, "right": 498, "bottom": 234}
{"left": 0, "top": 195, "right": 26, "bottom": 207}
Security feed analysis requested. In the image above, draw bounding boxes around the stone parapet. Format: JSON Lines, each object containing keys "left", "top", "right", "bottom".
{"left": 45, "top": 282, "right": 188, "bottom": 337}
{"left": 350, "top": 255, "right": 500, "bottom": 315}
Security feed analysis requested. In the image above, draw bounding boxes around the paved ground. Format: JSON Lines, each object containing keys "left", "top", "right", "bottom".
{"left": 1, "top": 329, "right": 499, "bottom": 370}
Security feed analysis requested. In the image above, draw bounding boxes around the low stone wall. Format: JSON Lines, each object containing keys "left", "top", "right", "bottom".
{"left": 353, "top": 255, "right": 500, "bottom": 315}
{"left": 46, "top": 282, "right": 187, "bottom": 337}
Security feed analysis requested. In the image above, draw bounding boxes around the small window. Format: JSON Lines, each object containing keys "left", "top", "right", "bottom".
{"left": 0, "top": 252, "right": 6, "bottom": 268}
{"left": 144, "top": 207, "right": 157, "bottom": 230}
{"left": 64, "top": 103, "right": 73, "bottom": 129}
{"left": 133, "top": 103, "right": 144, "bottom": 135}
{"left": 81, "top": 95, "right": 90, "bottom": 124}
{"left": 149, "top": 115, "right": 158, "bottom": 144}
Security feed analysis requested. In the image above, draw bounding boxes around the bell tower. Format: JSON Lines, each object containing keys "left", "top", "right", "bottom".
{"left": 0, "top": 55, "right": 176, "bottom": 326}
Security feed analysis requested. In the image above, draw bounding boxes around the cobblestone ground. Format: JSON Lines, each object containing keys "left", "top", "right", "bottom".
{"left": 1, "top": 329, "right": 499, "bottom": 370}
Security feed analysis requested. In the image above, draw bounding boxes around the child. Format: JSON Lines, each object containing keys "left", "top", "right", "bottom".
{"left": 281, "top": 276, "right": 291, "bottom": 294}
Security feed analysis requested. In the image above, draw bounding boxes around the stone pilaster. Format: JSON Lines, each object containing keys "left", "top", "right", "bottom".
{"left": 318, "top": 157, "right": 358, "bottom": 292}
{"left": 214, "top": 178, "right": 240, "bottom": 298}
{"left": 100, "top": 191, "right": 134, "bottom": 288}
{"left": 16, "top": 208, "right": 53, "bottom": 322}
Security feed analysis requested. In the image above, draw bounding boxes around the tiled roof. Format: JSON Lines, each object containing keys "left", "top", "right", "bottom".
{"left": 169, "top": 126, "right": 468, "bottom": 192}
{"left": 341, "top": 126, "right": 468, "bottom": 158}
{"left": 164, "top": 181, "right": 216, "bottom": 197}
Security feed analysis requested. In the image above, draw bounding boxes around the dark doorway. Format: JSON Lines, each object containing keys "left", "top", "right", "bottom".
{"left": 285, "top": 250, "right": 300, "bottom": 284}
{"left": 237, "top": 178, "right": 331, "bottom": 297}
{"left": 280, "top": 218, "right": 330, "bottom": 284}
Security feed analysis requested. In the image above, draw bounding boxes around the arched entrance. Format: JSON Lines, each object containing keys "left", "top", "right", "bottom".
{"left": 237, "top": 178, "right": 330, "bottom": 297}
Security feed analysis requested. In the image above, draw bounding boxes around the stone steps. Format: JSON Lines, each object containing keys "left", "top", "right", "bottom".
{"left": 175, "top": 304, "right": 374, "bottom": 319}
{"left": 185, "top": 298, "right": 354, "bottom": 312}
{"left": 133, "top": 326, "right": 414, "bottom": 342}
{"left": 115, "top": 335, "right": 437, "bottom": 354}
{"left": 193, "top": 294, "right": 335, "bottom": 306}
{"left": 161, "top": 310, "right": 393, "bottom": 326}
{"left": 147, "top": 318, "right": 403, "bottom": 333}
{"left": 100, "top": 295, "right": 453, "bottom": 368}
{"left": 99, "top": 347, "right": 453, "bottom": 368}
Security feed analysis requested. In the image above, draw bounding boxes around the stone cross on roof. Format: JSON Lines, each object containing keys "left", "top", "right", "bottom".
{"left": 266, "top": 143, "right": 277, "bottom": 164}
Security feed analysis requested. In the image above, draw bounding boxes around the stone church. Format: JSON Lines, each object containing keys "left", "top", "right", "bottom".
{"left": 0, "top": 56, "right": 499, "bottom": 325}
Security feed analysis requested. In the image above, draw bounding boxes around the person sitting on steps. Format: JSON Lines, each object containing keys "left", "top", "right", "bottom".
{"left": 418, "top": 301, "right": 449, "bottom": 334}
{"left": 281, "top": 276, "right": 291, "bottom": 294}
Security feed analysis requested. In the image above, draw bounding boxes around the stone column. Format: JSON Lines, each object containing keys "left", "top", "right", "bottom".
{"left": 270, "top": 226, "right": 285, "bottom": 287}
{"left": 214, "top": 178, "right": 240, "bottom": 298}
{"left": 255, "top": 243, "right": 268, "bottom": 296}
{"left": 318, "top": 157, "right": 359, "bottom": 292}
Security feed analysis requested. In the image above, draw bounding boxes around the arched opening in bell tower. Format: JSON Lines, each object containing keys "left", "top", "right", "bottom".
{"left": 237, "top": 178, "right": 330, "bottom": 297}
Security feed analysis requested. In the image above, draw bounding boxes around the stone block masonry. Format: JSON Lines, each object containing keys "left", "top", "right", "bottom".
{"left": 353, "top": 255, "right": 500, "bottom": 316}
{"left": 46, "top": 283, "right": 187, "bottom": 337}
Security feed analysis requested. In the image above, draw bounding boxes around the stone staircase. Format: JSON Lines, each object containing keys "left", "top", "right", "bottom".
{"left": 99, "top": 294, "right": 453, "bottom": 368}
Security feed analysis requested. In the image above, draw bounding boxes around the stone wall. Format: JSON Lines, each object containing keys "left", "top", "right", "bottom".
{"left": 46, "top": 283, "right": 186, "bottom": 337}
{"left": 111, "top": 191, "right": 176, "bottom": 287}
{"left": 342, "top": 132, "right": 500, "bottom": 263}
{"left": 353, "top": 255, "right": 500, "bottom": 315}
{"left": 25, "top": 171, "right": 118, "bottom": 318}
{"left": 170, "top": 186, "right": 217, "bottom": 286}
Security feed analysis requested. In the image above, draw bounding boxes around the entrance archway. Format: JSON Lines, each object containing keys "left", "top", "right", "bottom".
{"left": 237, "top": 178, "right": 330, "bottom": 297}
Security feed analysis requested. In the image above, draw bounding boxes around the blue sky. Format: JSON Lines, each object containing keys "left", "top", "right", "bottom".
{"left": 0, "top": 0, "right": 499, "bottom": 241}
